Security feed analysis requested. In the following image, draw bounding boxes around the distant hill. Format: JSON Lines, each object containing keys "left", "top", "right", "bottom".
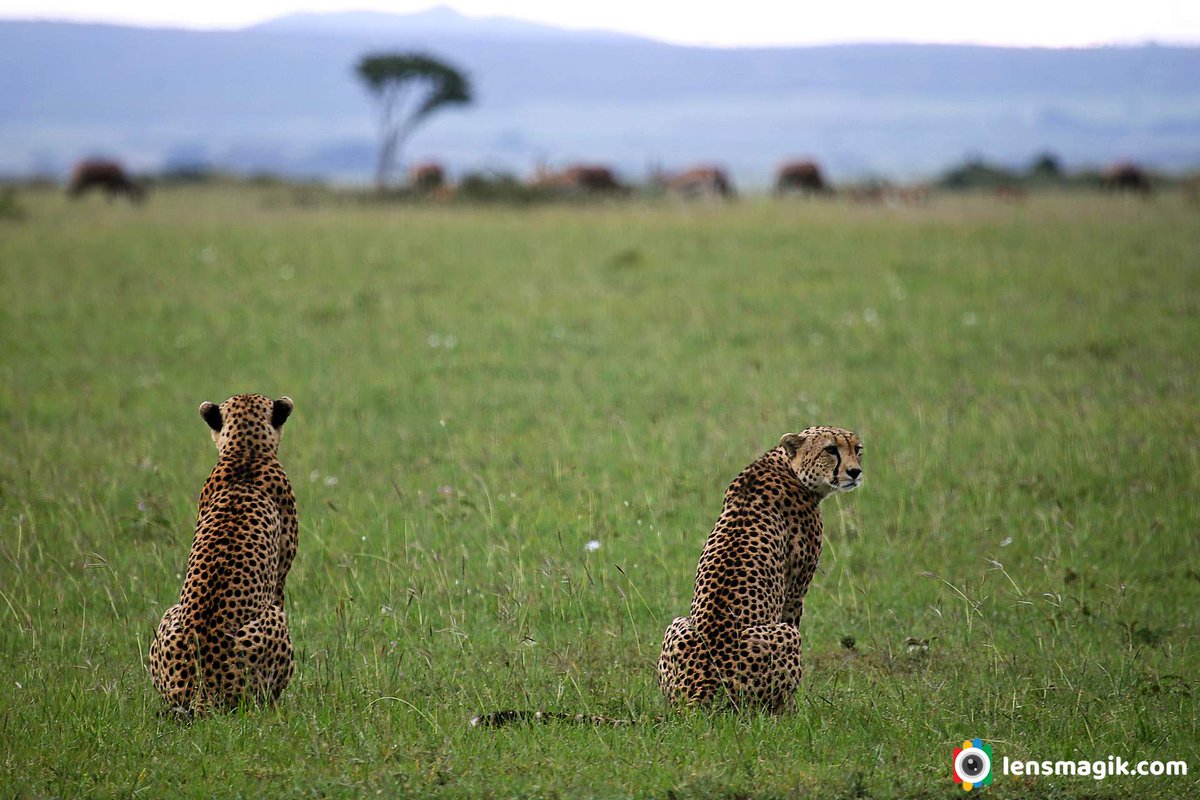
{"left": 1, "top": 12, "right": 1198, "bottom": 184}
{"left": 246, "top": 6, "right": 646, "bottom": 43}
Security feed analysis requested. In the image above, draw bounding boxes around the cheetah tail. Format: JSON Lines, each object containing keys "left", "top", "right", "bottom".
{"left": 468, "top": 709, "right": 647, "bottom": 728}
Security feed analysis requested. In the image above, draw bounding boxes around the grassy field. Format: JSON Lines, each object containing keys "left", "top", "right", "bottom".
{"left": 1, "top": 186, "right": 1198, "bottom": 799}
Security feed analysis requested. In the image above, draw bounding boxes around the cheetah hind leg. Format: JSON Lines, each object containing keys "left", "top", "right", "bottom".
{"left": 233, "top": 606, "right": 295, "bottom": 703}
{"left": 149, "top": 603, "right": 197, "bottom": 714}
{"left": 727, "top": 623, "right": 803, "bottom": 713}
{"left": 658, "top": 616, "right": 720, "bottom": 706}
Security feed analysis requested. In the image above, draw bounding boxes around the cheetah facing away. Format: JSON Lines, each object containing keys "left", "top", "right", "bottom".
{"left": 149, "top": 394, "right": 298, "bottom": 715}
{"left": 658, "top": 426, "right": 863, "bottom": 712}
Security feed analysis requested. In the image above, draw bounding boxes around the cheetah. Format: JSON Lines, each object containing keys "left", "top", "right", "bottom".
{"left": 658, "top": 427, "right": 863, "bottom": 711}
{"left": 149, "top": 394, "right": 298, "bottom": 715}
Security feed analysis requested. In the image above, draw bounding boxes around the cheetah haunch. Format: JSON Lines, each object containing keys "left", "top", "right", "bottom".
{"left": 150, "top": 394, "right": 298, "bottom": 715}
{"left": 658, "top": 427, "right": 863, "bottom": 711}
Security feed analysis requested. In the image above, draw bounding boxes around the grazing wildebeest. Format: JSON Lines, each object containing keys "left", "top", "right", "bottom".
{"left": 1105, "top": 162, "right": 1152, "bottom": 195}
{"left": 663, "top": 165, "right": 736, "bottom": 200}
{"left": 408, "top": 162, "right": 446, "bottom": 193}
{"left": 68, "top": 159, "right": 144, "bottom": 202}
{"left": 774, "top": 160, "right": 829, "bottom": 196}
{"left": 534, "top": 164, "right": 624, "bottom": 196}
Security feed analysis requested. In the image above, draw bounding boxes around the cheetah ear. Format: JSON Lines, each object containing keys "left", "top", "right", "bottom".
{"left": 199, "top": 402, "right": 222, "bottom": 432}
{"left": 271, "top": 396, "right": 294, "bottom": 428}
{"left": 779, "top": 432, "right": 806, "bottom": 457}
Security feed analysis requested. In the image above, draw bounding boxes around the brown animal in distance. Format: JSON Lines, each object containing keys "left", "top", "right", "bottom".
{"left": 533, "top": 163, "right": 625, "bottom": 196}
{"left": 1104, "top": 162, "right": 1152, "bottom": 195}
{"left": 775, "top": 160, "right": 830, "bottom": 196}
{"left": 408, "top": 161, "right": 446, "bottom": 192}
{"left": 67, "top": 159, "right": 145, "bottom": 202}
{"left": 662, "top": 165, "right": 736, "bottom": 200}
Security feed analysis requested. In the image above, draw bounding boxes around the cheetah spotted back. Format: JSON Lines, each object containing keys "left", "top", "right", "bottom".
{"left": 149, "top": 394, "right": 298, "bottom": 715}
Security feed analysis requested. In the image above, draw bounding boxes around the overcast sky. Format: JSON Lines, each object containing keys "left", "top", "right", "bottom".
{"left": 1, "top": 0, "right": 1198, "bottom": 47}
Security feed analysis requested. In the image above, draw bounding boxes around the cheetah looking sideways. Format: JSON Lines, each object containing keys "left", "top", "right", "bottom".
{"left": 150, "top": 394, "right": 298, "bottom": 714}
{"left": 658, "top": 427, "right": 863, "bottom": 711}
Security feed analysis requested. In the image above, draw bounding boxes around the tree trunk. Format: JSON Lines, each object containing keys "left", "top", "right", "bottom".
{"left": 375, "top": 133, "right": 396, "bottom": 191}
{"left": 376, "top": 125, "right": 415, "bottom": 193}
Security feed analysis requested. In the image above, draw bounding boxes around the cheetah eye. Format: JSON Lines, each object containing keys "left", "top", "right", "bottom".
{"left": 824, "top": 444, "right": 838, "bottom": 455}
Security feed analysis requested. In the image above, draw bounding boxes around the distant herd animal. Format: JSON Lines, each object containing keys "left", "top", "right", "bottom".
{"left": 67, "top": 159, "right": 144, "bottom": 202}
{"left": 774, "top": 160, "right": 829, "bottom": 195}
{"left": 654, "top": 165, "right": 736, "bottom": 200}
{"left": 1104, "top": 162, "right": 1152, "bottom": 194}
{"left": 532, "top": 163, "right": 626, "bottom": 195}
{"left": 407, "top": 161, "right": 446, "bottom": 193}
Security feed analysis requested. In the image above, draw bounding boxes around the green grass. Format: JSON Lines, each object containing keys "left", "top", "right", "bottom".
{"left": 1, "top": 187, "right": 1198, "bottom": 798}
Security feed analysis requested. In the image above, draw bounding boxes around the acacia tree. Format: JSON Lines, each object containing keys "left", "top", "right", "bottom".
{"left": 355, "top": 53, "right": 472, "bottom": 190}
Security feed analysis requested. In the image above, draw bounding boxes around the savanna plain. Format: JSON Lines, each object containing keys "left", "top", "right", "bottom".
{"left": 1, "top": 187, "right": 1197, "bottom": 799}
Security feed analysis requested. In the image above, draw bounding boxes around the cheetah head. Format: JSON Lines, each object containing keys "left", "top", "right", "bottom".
{"left": 199, "top": 394, "right": 293, "bottom": 454}
{"left": 779, "top": 427, "right": 863, "bottom": 498}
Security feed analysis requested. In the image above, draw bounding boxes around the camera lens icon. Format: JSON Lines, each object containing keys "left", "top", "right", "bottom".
{"left": 952, "top": 738, "right": 993, "bottom": 791}
{"left": 957, "top": 749, "right": 988, "bottom": 780}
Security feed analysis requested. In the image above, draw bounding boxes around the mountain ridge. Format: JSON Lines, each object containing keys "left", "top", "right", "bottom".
{"left": 245, "top": 6, "right": 650, "bottom": 43}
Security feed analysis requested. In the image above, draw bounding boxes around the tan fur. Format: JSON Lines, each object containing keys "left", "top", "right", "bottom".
{"left": 149, "top": 394, "right": 298, "bottom": 714}
{"left": 658, "top": 426, "right": 863, "bottom": 711}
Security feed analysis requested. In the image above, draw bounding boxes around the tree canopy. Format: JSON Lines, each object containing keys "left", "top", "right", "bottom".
{"left": 355, "top": 52, "right": 472, "bottom": 190}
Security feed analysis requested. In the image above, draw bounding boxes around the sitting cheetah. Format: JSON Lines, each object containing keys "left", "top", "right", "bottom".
{"left": 149, "top": 394, "right": 298, "bottom": 715}
{"left": 658, "top": 426, "right": 863, "bottom": 711}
